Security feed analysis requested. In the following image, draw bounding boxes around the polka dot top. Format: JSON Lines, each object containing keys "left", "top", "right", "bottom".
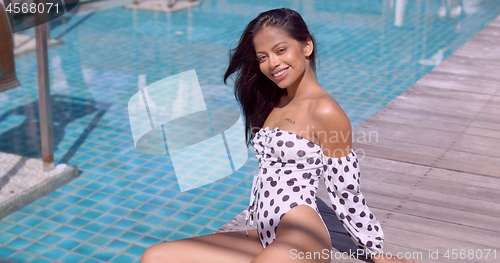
{"left": 245, "top": 127, "right": 384, "bottom": 255}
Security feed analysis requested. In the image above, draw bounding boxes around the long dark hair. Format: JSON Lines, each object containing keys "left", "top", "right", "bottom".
{"left": 223, "top": 8, "right": 317, "bottom": 146}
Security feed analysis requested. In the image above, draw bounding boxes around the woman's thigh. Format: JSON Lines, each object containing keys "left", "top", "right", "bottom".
{"left": 251, "top": 205, "right": 332, "bottom": 263}
{"left": 141, "top": 229, "right": 263, "bottom": 263}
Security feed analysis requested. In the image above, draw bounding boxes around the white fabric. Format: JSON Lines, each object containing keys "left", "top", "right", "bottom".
{"left": 245, "top": 127, "right": 384, "bottom": 255}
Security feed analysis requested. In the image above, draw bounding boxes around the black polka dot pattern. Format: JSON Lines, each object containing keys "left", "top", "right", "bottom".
{"left": 245, "top": 127, "right": 384, "bottom": 255}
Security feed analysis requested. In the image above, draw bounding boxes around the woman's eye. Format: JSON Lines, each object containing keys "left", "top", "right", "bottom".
{"left": 276, "top": 48, "right": 286, "bottom": 54}
{"left": 257, "top": 56, "right": 266, "bottom": 62}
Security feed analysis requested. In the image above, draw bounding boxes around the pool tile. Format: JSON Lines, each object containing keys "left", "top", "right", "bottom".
{"left": 23, "top": 229, "right": 46, "bottom": 241}
{"left": 119, "top": 231, "right": 142, "bottom": 243}
{"left": 137, "top": 204, "right": 158, "bottom": 213}
{"left": 83, "top": 258, "right": 102, "bottom": 263}
{"left": 25, "top": 243, "right": 50, "bottom": 254}
{"left": 111, "top": 254, "right": 135, "bottom": 263}
{"left": 42, "top": 248, "right": 67, "bottom": 260}
{"left": 107, "top": 240, "right": 129, "bottom": 251}
{"left": 6, "top": 225, "right": 30, "bottom": 235}
{"left": 126, "top": 211, "right": 148, "bottom": 221}
{"left": 39, "top": 234, "right": 63, "bottom": 244}
{"left": 106, "top": 196, "right": 126, "bottom": 205}
{"left": 30, "top": 258, "right": 53, "bottom": 263}
{"left": 60, "top": 254, "right": 86, "bottom": 263}
{"left": 88, "top": 235, "right": 111, "bottom": 246}
{"left": 144, "top": 215, "right": 163, "bottom": 225}
{"left": 35, "top": 210, "right": 56, "bottom": 219}
{"left": 57, "top": 239, "right": 81, "bottom": 250}
{"left": 9, "top": 252, "right": 33, "bottom": 262}
{"left": 124, "top": 244, "right": 147, "bottom": 257}
{"left": 97, "top": 214, "right": 119, "bottom": 224}
{"left": 50, "top": 213, "right": 72, "bottom": 224}
{"left": 67, "top": 218, "right": 90, "bottom": 228}
{"left": 137, "top": 236, "right": 161, "bottom": 247}
{"left": 84, "top": 222, "right": 107, "bottom": 233}
{"left": 131, "top": 224, "right": 152, "bottom": 234}
{"left": 101, "top": 226, "right": 125, "bottom": 237}
{"left": 149, "top": 228, "right": 170, "bottom": 239}
{"left": 71, "top": 230, "right": 94, "bottom": 242}
{"left": 115, "top": 219, "right": 135, "bottom": 229}
{"left": 92, "top": 249, "right": 116, "bottom": 261}
{"left": 81, "top": 210, "right": 102, "bottom": 220}
{"left": 74, "top": 244, "right": 98, "bottom": 255}
{"left": 7, "top": 238, "right": 31, "bottom": 249}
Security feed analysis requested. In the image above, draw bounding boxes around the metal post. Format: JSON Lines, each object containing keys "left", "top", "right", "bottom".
{"left": 35, "top": 0, "right": 55, "bottom": 171}
{"left": 46, "top": 22, "right": 51, "bottom": 40}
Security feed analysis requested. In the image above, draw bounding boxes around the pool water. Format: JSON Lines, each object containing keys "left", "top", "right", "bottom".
{"left": 1, "top": 0, "right": 499, "bottom": 262}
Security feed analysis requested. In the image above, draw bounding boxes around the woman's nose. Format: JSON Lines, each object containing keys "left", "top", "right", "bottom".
{"left": 268, "top": 54, "right": 280, "bottom": 68}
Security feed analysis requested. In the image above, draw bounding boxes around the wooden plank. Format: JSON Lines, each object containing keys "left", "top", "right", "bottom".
{"left": 380, "top": 226, "right": 497, "bottom": 263}
{"left": 366, "top": 109, "right": 467, "bottom": 131}
{"left": 360, "top": 156, "right": 500, "bottom": 192}
{"left": 425, "top": 166, "right": 500, "bottom": 190}
{"left": 359, "top": 156, "right": 431, "bottom": 177}
{"left": 464, "top": 126, "right": 500, "bottom": 139}
{"left": 367, "top": 207, "right": 500, "bottom": 249}
{"left": 477, "top": 26, "right": 500, "bottom": 37}
{"left": 448, "top": 39, "right": 500, "bottom": 62}
{"left": 436, "top": 150, "right": 500, "bottom": 178}
{"left": 484, "top": 95, "right": 500, "bottom": 110}
{"left": 357, "top": 190, "right": 500, "bottom": 233}
{"left": 359, "top": 176, "right": 500, "bottom": 219}
{"left": 432, "top": 63, "right": 500, "bottom": 82}
{"left": 415, "top": 71, "right": 500, "bottom": 95}
{"left": 352, "top": 142, "right": 444, "bottom": 168}
{"left": 450, "top": 134, "right": 500, "bottom": 158}
{"left": 355, "top": 163, "right": 500, "bottom": 207}
{"left": 469, "top": 117, "right": 500, "bottom": 131}
{"left": 440, "top": 55, "right": 500, "bottom": 72}
{"left": 368, "top": 104, "right": 472, "bottom": 127}
{"left": 356, "top": 119, "right": 462, "bottom": 150}
{"left": 389, "top": 93, "right": 488, "bottom": 114}
{"left": 400, "top": 86, "right": 491, "bottom": 113}
{"left": 490, "top": 15, "right": 500, "bottom": 27}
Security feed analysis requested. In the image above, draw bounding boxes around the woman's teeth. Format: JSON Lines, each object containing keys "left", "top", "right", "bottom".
{"left": 273, "top": 69, "right": 287, "bottom": 77}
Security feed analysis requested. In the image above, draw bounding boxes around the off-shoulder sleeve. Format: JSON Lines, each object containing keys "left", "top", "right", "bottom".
{"left": 321, "top": 150, "right": 384, "bottom": 255}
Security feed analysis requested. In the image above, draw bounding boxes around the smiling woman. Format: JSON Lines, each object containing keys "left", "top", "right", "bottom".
{"left": 141, "top": 8, "right": 419, "bottom": 263}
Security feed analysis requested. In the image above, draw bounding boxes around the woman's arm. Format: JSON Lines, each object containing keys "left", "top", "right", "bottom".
{"left": 313, "top": 97, "right": 384, "bottom": 256}
{"left": 321, "top": 151, "right": 385, "bottom": 255}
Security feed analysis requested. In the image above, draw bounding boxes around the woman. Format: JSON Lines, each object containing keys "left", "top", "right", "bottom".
{"left": 142, "top": 8, "right": 418, "bottom": 263}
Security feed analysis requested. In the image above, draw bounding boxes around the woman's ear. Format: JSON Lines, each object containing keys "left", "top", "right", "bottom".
{"left": 303, "top": 37, "right": 313, "bottom": 57}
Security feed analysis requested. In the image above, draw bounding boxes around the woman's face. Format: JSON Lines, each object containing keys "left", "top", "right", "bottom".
{"left": 253, "top": 26, "right": 313, "bottom": 89}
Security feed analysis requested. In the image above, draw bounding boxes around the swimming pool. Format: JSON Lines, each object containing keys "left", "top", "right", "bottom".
{"left": 1, "top": 0, "right": 499, "bottom": 262}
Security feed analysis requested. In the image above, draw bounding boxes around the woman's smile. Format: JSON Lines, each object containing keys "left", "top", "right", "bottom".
{"left": 271, "top": 67, "right": 289, "bottom": 81}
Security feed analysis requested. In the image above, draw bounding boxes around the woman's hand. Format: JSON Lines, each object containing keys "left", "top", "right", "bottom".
{"left": 372, "top": 254, "right": 421, "bottom": 263}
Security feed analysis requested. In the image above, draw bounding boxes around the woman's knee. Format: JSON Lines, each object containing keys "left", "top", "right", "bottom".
{"left": 141, "top": 242, "right": 176, "bottom": 263}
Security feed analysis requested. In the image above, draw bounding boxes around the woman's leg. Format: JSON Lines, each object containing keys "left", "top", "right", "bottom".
{"left": 251, "top": 205, "right": 332, "bottom": 263}
{"left": 141, "top": 229, "right": 263, "bottom": 263}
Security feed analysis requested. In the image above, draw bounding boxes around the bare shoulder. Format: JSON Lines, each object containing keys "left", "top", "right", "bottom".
{"left": 308, "top": 93, "right": 353, "bottom": 157}
{"left": 309, "top": 94, "right": 351, "bottom": 132}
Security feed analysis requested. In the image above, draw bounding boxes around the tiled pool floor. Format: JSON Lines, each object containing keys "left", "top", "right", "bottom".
{"left": 1, "top": 0, "right": 500, "bottom": 262}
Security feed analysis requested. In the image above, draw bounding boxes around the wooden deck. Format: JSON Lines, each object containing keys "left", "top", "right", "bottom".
{"left": 219, "top": 14, "right": 500, "bottom": 263}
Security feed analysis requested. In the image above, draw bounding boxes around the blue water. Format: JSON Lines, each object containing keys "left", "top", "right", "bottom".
{"left": 1, "top": 0, "right": 499, "bottom": 262}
